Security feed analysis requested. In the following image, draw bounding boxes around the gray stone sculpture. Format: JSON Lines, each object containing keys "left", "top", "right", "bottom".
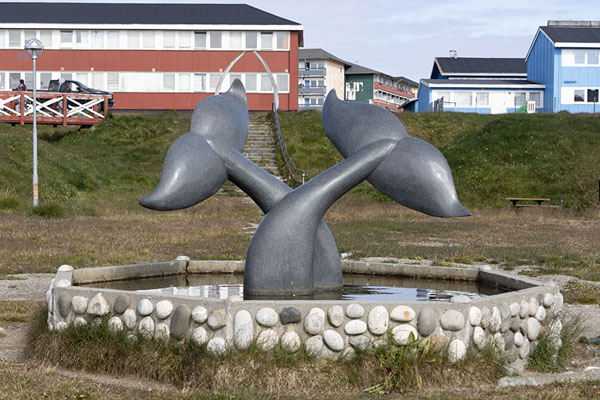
{"left": 140, "top": 80, "right": 470, "bottom": 298}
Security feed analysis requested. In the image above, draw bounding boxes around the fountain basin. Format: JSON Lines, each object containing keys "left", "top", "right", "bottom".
{"left": 47, "top": 258, "right": 563, "bottom": 366}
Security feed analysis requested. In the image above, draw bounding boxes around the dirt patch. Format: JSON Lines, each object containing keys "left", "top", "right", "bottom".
{"left": 0, "top": 273, "right": 53, "bottom": 301}
{"left": 0, "top": 323, "right": 29, "bottom": 363}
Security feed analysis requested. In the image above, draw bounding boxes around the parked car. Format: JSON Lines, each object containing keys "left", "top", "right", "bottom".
{"left": 49, "top": 79, "right": 115, "bottom": 111}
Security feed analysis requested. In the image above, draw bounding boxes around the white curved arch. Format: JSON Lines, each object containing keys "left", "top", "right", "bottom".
{"left": 214, "top": 51, "right": 246, "bottom": 95}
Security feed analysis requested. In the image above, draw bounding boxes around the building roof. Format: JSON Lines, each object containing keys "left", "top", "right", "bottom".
{"left": 394, "top": 76, "right": 419, "bottom": 87}
{"left": 420, "top": 79, "right": 545, "bottom": 89}
{"left": 434, "top": 57, "right": 526, "bottom": 76}
{"left": 541, "top": 21, "right": 600, "bottom": 43}
{"left": 298, "top": 48, "right": 351, "bottom": 66}
{"left": 345, "top": 63, "right": 381, "bottom": 75}
{"left": 0, "top": 2, "right": 302, "bottom": 27}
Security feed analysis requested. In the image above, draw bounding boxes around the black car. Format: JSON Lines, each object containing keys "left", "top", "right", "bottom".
{"left": 50, "top": 79, "right": 115, "bottom": 110}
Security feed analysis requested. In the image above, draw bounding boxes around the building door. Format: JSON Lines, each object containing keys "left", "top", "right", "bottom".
{"left": 490, "top": 92, "right": 506, "bottom": 114}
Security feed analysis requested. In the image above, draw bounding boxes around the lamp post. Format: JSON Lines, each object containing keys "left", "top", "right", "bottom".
{"left": 25, "top": 38, "right": 43, "bottom": 207}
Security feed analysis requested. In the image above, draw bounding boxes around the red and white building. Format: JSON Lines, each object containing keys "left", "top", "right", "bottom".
{"left": 0, "top": 2, "right": 303, "bottom": 111}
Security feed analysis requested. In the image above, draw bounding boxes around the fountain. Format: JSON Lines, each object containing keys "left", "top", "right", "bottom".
{"left": 46, "top": 81, "right": 563, "bottom": 365}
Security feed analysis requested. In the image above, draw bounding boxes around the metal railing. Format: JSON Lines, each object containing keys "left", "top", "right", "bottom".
{"left": 272, "top": 102, "right": 307, "bottom": 185}
{"left": 298, "top": 68, "right": 326, "bottom": 77}
{"left": 298, "top": 86, "right": 326, "bottom": 95}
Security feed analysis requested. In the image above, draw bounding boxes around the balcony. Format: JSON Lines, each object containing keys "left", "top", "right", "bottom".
{"left": 299, "top": 68, "right": 327, "bottom": 77}
{"left": 299, "top": 86, "right": 326, "bottom": 95}
{"left": 374, "top": 82, "right": 415, "bottom": 99}
{"left": 298, "top": 103, "right": 324, "bottom": 111}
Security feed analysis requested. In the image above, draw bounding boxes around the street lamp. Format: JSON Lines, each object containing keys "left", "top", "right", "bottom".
{"left": 25, "top": 38, "right": 43, "bottom": 207}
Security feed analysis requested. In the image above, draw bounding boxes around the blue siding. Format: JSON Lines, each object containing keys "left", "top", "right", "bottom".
{"left": 527, "top": 31, "right": 556, "bottom": 111}
{"left": 417, "top": 83, "right": 430, "bottom": 112}
{"left": 556, "top": 54, "right": 600, "bottom": 113}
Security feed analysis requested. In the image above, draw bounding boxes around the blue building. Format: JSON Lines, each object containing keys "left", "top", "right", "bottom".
{"left": 417, "top": 57, "right": 545, "bottom": 113}
{"left": 527, "top": 21, "right": 600, "bottom": 113}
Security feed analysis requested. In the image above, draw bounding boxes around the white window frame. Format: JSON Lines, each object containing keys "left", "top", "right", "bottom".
{"left": 107, "top": 72, "right": 119, "bottom": 91}
{"left": 194, "top": 73, "right": 206, "bottom": 92}
{"left": 260, "top": 32, "right": 273, "bottom": 50}
{"left": 60, "top": 30, "right": 73, "bottom": 48}
{"left": 143, "top": 31, "right": 155, "bottom": 49}
{"left": 163, "top": 73, "right": 175, "bottom": 91}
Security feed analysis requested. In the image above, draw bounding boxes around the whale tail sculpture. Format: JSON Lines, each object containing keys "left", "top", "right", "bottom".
{"left": 140, "top": 81, "right": 470, "bottom": 298}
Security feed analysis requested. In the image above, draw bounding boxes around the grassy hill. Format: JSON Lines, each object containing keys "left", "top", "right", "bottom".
{"left": 277, "top": 110, "right": 600, "bottom": 210}
{"left": 0, "top": 110, "right": 599, "bottom": 216}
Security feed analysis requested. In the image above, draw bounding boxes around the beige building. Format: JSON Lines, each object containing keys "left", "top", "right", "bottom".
{"left": 298, "top": 48, "right": 349, "bottom": 110}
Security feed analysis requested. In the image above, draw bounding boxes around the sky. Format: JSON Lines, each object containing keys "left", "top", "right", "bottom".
{"left": 5, "top": 0, "right": 600, "bottom": 82}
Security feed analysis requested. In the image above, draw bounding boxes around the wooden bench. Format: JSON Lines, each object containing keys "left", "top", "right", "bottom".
{"left": 506, "top": 197, "right": 551, "bottom": 207}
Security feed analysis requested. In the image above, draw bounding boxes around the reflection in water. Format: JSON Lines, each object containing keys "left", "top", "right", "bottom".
{"left": 82, "top": 273, "right": 510, "bottom": 302}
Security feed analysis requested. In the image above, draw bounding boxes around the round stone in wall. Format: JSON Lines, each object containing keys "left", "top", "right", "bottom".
{"left": 74, "top": 316, "right": 87, "bottom": 327}
{"left": 280, "top": 307, "right": 301, "bottom": 325}
{"left": 480, "top": 307, "right": 491, "bottom": 329}
{"left": 57, "top": 293, "right": 71, "bottom": 318}
{"left": 108, "top": 316, "right": 123, "bottom": 332}
{"left": 417, "top": 307, "right": 436, "bottom": 337}
{"left": 489, "top": 307, "right": 502, "bottom": 333}
{"left": 170, "top": 304, "right": 191, "bottom": 340}
{"left": 440, "top": 310, "right": 465, "bottom": 331}
{"left": 368, "top": 305, "right": 389, "bottom": 335}
{"left": 448, "top": 339, "right": 467, "bottom": 363}
{"left": 233, "top": 310, "right": 254, "bottom": 350}
{"left": 514, "top": 331, "right": 524, "bottom": 347}
{"left": 175, "top": 255, "right": 190, "bottom": 262}
{"left": 55, "top": 279, "right": 71, "bottom": 288}
{"left": 342, "top": 347, "right": 355, "bottom": 360}
{"left": 87, "top": 293, "right": 110, "bottom": 316}
{"left": 519, "top": 300, "right": 529, "bottom": 318}
{"left": 535, "top": 306, "right": 546, "bottom": 322}
{"left": 543, "top": 293, "right": 555, "bottom": 308}
{"left": 503, "top": 330, "right": 515, "bottom": 350}
{"left": 344, "top": 319, "right": 367, "bottom": 335}
{"left": 527, "top": 317, "right": 541, "bottom": 341}
{"left": 304, "top": 308, "right": 325, "bottom": 335}
{"left": 528, "top": 297, "right": 539, "bottom": 317}
{"left": 256, "top": 307, "right": 278, "bottom": 327}
{"left": 257, "top": 329, "right": 278, "bottom": 351}
{"left": 473, "top": 326, "right": 486, "bottom": 349}
{"left": 113, "top": 295, "right": 131, "bottom": 314}
{"left": 137, "top": 299, "right": 153, "bottom": 317}
{"left": 500, "top": 303, "right": 511, "bottom": 321}
{"left": 327, "top": 305, "right": 344, "bottom": 327}
{"left": 323, "top": 329, "right": 344, "bottom": 352}
{"left": 390, "top": 305, "right": 416, "bottom": 322}
{"left": 192, "top": 306, "right": 208, "bottom": 324}
{"left": 155, "top": 322, "right": 170, "bottom": 341}
{"left": 207, "top": 337, "right": 227, "bottom": 355}
{"left": 469, "top": 306, "right": 482, "bottom": 326}
{"left": 555, "top": 293, "right": 563, "bottom": 313}
{"left": 348, "top": 335, "right": 370, "bottom": 351}
{"left": 72, "top": 296, "right": 88, "bottom": 315}
{"left": 509, "top": 302, "right": 520, "bottom": 317}
{"left": 123, "top": 309, "right": 137, "bottom": 330}
{"left": 281, "top": 331, "right": 301, "bottom": 353}
{"left": 208, "top": 309, "right": 226, "bottom": 331}
{"left": 305, "top": 335, "right": 324, "bottom": 356}
{"left": 138, "top": 316, "right": 155, "bottom": 339}
{"left": 520, "top": 319, "right": 528, "bottom": 336}
{"left": 346, "top": 304, "right": 365, "bottom": 319}
{"left": 519, "top": 339, "right": 531, "bottom": 359}
{"left": 155, "top": 300, "right": 173, "bottom": 320}
{"left": 392, "top": 324, "right": 419, "bottom": 345}
{"left": 191, "top": 327, "right": 209, "bottom": 345}
{"left": 510, "top": 318, "right": 521, "bottom": 333}
{"left": 55, "top": 321, "right": 68, "bottom": 331}
{"left": 57, "top": 264, "right": 74, "bottom": 272}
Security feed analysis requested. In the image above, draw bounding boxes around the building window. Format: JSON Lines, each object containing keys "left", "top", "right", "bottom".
{"left": 230, "top": 31, "right": 242, "bottom": 48}
{"left": 9, "top": 73, "right": 20, "bottom": 90}
{"left": 260, "top": 32, "right": 272, "bottom": 49}
{"left": 107, "top": 31, "right": 119, "bottom": 48}
{"left": 476, "top": 92, "right": 489, "bottom": 106}
{"left": 454, "top": 91, "right": 472, "bottom": 107}
{"left": 164, "top": 31, "right": 176, "bottom": 48}
{"left": 529, "top": 92, "right": 541, "bottom": 106}
{"left": 209, "top": 74, "right": 220, "bottom": 91}
{"left": 194, "top": 73, "right": 206, "bottom": 91}
{"left": 209, "top": 31, "right": 221, "bottom": 49}
{"left": 60, "top": 30, "right": 73, "bottom": 46}
{"left": 574, "top": 51, "right": 586, "bottom": 65}
{"left": 163, "top": 74, "right": 175, "bottom": 91}
{"left": 194, "top": 32, "right": 206, "bottom": 48}
{"left": 514, "top": 92, "right": 526, "bottom": 107}
{"left": 92, "top": 30, "right": 103, "bottom": 48}
{"left": 574, "top": 89, "right": 585, "bottom": 102}
{"left": 261, "top": 74, "right": 272, "bottom": 91}
{"left": 275, "top": 32, "right": 288, "bottom": 49}
{"left": 25, "top": 30, "right": 36, "bottom": 41}
{"left": 60, "top": 73, "right": 72, "bottom": 83}
{"left": 127, "top": 31, "right": 139, "bottom": 48}
{"left": 143, "top": 31, "right": 155, "bottom": 49}
{"left": 93, "top": 73, "right": 103, "bottom": 90}
{"left": 24, "top": 73, "right": 33, "bottom": 90}
{"left": 0, "top": 73, "right": 4, "bottom": 90}
{"left": 277, "top": 75, "right": 289, "bottom": 92}
{"left": 588, "top": 51, "right": 599, "bottom": 65}
{"left": 9, "top": 30, "right": 20, "bottom": 47}
{"left": 230, "top": 73, "right": 242, "bottom": 85}
{"left": 107, "top": 73, "right": 119, "bottom": 90}
{"left": 245, "top": 32, "right": 257, "bottom": 49}
{"left": 179, "top": 73, "right": 190, "bottom": 91}
{"left": 587, "top": 88, "right": 599, "bottom": 103}
{"left": 245, "top": 73, "right": 257, "bottom": 91}
{"left": 38, "top": 72, "right": 50, "bottom": 90}
{"left": 179, "top": 31, "right": 191, "bottom": 48}
{"left": 76, "top": 73, "right": 88, "bottom": 86}
{"left": 0, "top": 30, "right": 4, "bottom": 48}
{"left": 76, "top": 31, "right": 88, "bottom": 45}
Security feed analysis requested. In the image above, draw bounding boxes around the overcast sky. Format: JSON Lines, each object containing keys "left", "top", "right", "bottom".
{"left": 7, "top": 0, "right": 600, "bottom": 81}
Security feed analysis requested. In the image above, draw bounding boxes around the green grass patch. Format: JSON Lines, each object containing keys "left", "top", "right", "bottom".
{"left": 29, "top": 203, "right": 66, "bottom": 218}
{"left": 527, "top": 318, "right": 582, "bottom": 372}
